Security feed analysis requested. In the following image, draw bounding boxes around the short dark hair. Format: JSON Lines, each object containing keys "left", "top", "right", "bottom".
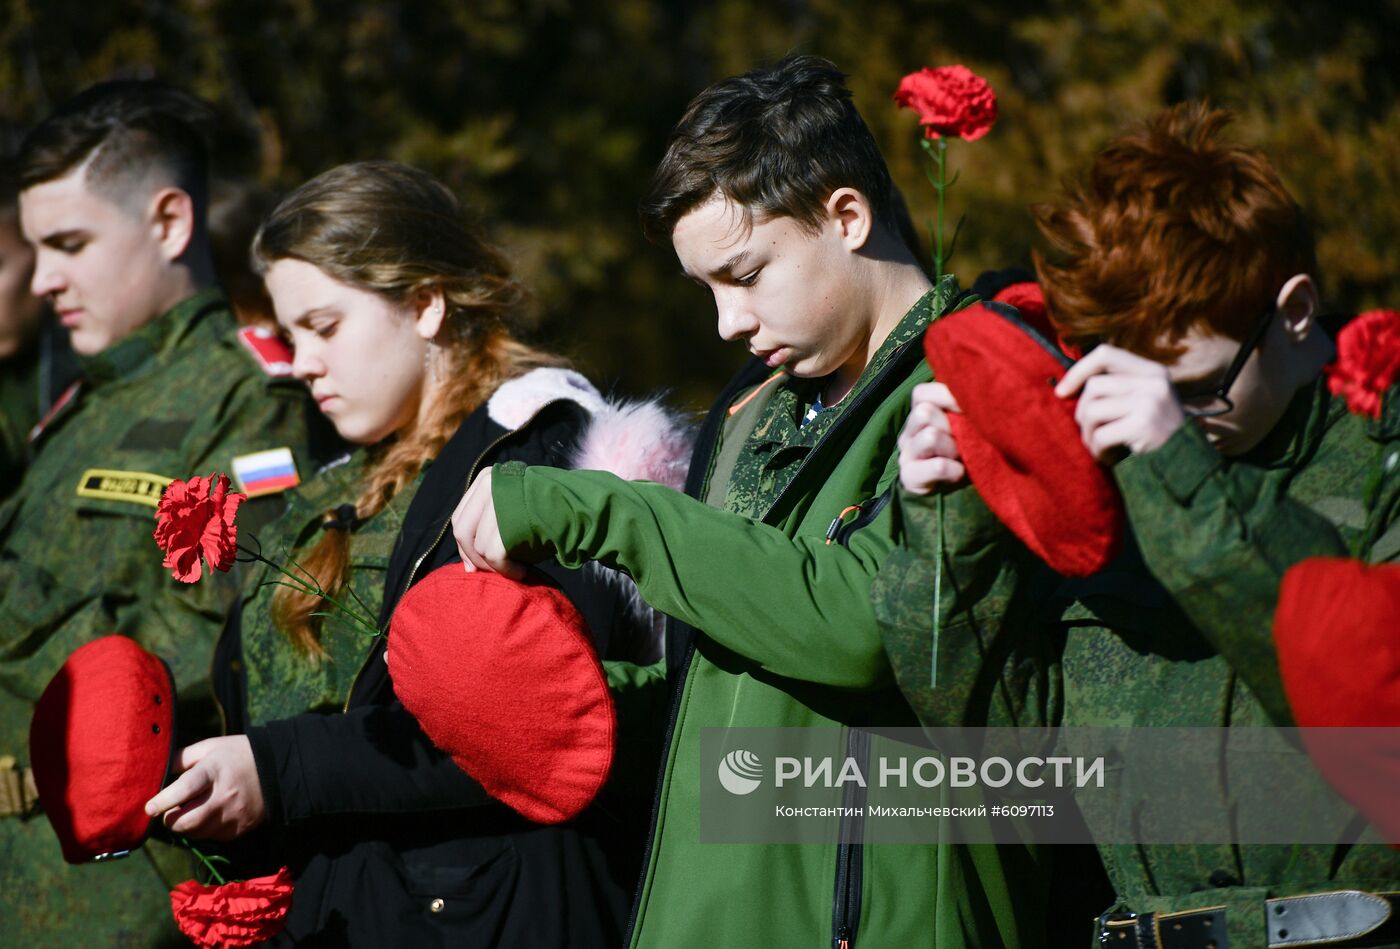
{"left": 17, "top": 79, "right": 214, "bottom": 217}
{"left": 639, "top": 54, "right": 896, "bottom": 243}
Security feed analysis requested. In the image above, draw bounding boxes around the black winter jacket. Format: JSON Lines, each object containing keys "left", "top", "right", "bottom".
{"left": 228, "top": 395, "right": 641, "bottom": 947}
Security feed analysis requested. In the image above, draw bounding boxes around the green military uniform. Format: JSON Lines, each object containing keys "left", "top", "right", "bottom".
{"left": 233, "top": 451, "right": 414, "bottom": 729}
{"left": 0, "top": 316, "right": 78, "bottom": 498}
{"left": 0, "top": 289, "right": 327, "bottom": 947}
{"left": 1063, "top": 376, "right": 1400, "bottom": 947}
{"left": 876, "top": 373, "right": 1400, "bottom": 947}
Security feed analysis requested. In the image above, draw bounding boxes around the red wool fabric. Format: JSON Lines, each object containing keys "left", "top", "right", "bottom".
{"left": 170, "top": 866, "right": 295, "bottom": 948}
{"left": 1275, "top": 557, "right": 1400, "bottom": 845}
{"left": 991, "top": 282, "right": 1083, "bottom": 361}
{"left": 28, "top": 635, "right": 174, "bottom": 864}
{"left": 1325, "top": 308, "right": 1400, "bottom": 420}
{"left": 1276, "top": 557, "right": 1400, "bottom": 727}
{"left": 387, "top": 566, "right": 615, "bottom": 824}
{"left": 924, "top": 303, "right": 1125, "bottom": 576}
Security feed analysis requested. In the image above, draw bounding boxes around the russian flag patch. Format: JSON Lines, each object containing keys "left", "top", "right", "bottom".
{"left": 232, "top": 447, "right": 301, "bottom": 497}
{"left": 238, "top": 326, "right": 294, "bottom": 377}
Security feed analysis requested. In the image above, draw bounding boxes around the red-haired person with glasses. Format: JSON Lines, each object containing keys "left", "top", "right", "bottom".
{"left": 889, "top": 102, "right": 1400, "bottom": 947}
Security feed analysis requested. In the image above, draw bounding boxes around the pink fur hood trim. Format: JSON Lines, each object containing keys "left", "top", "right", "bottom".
{"left": 487, "top": 367, "right": 692, "bottom": 490}
{"left": 486, "top": 367, "right": 696, "bottom": 663}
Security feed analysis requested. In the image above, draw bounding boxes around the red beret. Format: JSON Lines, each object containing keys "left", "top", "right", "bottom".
{"left": 388, "top": 566, "right": 615, "bottom": 824}
{"left": 1277, "top": 557, "right": 1400, "bottom": 726}
{"left": 29, "top": 636, "right": 175, "bottom": 864}
{"left": 991, "top": 282, "right": 1083, "bottom": 362}
{"left": 1275, "top": 557, "right": 1400, "bottom": 844}
{"left": 924, "top": 302, "right": 1125, "bottom": 576}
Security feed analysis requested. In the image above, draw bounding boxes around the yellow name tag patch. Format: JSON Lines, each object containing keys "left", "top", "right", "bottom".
{"left": 75, "top": 469, "right": 173, "bottom": 508}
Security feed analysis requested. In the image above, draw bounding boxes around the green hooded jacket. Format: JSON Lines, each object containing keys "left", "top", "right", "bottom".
{"left": 492, "top": 278, "right": 1046, "bottom": 949}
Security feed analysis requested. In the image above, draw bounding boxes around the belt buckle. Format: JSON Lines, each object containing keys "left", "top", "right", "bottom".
{"left": 1099, "top": 910, "right": 1139, "bottom": 944}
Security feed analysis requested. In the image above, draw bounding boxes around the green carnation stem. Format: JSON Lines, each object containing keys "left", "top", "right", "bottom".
{"left": 931, "top": 492, "right": 944, "bottom": 690}
{"left": 238, "top": 543, "right": 379, "bottom": 636}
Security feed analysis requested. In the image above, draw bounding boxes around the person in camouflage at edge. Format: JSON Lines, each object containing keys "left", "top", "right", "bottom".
{"left": 0, "top": 81, "right": 331, "bottom": 946}
{"left": 0, "top": 155, "right": 77, "bottom": 497}
{"left": 875, "top": 102, "right": 1400, "bottom": 948}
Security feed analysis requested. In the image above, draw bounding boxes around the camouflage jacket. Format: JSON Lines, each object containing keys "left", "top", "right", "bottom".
{"left": 1060, "top": 377, "right": 1400, "bottom": 939}
{"left": 0, "top": 289, "right": 328, "bottom": 947}
{"left": 0, "top": 289, "right": 327, "bottom": 740}
{"left": 230, "top": 451, "right": 419, "bottom": 728}
{"left": 876, "top": 373, "right": 1400, "bottom": 947}
{"left": 0, "top": 346, "right": 39, "bottom": 498}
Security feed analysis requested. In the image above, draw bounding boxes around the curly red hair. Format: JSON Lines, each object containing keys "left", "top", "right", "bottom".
{"left": 1033, "top": 102, "right": 1315, "bottom": 361}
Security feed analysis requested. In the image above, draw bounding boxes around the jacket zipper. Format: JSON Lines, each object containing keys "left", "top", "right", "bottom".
{"left": 831, "top": 726, "right": 871, "bottom": 949}
{"left": 828, "top": 495, "right": 881, "bottom": 949}
{"left": 826, "top": 489, "right": 893, "bottom": 547}
{"left": 623, "top": 336, "right": 928, "bottom": 947}
{"left": 340, "top": 402, "right": 562, "bottom": 713}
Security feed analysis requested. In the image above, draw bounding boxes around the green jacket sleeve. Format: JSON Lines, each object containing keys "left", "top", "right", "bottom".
{"left": 1112, "top": 420, "right": 1355, "bottom": 725}
{"left": 492, "top": 462, "right": 896, "bottom": 690}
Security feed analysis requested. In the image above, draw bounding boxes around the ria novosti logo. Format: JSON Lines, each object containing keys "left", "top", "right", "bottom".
{"left": 718, "top": 749, "right": 764, "bottom": 795}
{"left": 715, "top": 745, "right": 1105, "bottom": 795}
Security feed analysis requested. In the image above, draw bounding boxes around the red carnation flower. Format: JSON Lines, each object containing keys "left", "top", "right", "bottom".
{"left": 1325, "top": 308, "right": 1400, "bottom": 420}
{"left": 153, "top": 473, "right": 246, "bottom": 583}
{"left": 894, "top": 65, "right": 998, "bottom": 142}
{"left": 169, "top": 867, "right": 294, "bottom": 948}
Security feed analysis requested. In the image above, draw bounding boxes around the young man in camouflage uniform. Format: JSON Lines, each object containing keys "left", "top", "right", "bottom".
{"left": 878, "top": 103, "right": 1400, "bottom": 947}
{"left": 0, "top": 80, "right": 329, "bottom": 946}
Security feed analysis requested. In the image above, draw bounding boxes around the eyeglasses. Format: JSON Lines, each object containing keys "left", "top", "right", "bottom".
{"left": 1175, "top": 303, "right": 1276, "bottom": 418}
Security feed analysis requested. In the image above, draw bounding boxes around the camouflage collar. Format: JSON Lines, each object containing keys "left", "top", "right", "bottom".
{"left": 749, "top": 277, "right": 949, "bottom": 453}
{"left": 81, "top": 288, "right": 230, "bottom": 388}
{"left": 1238, "top": 374, "right": 1339, "bottom": 471}
{"left": 802, "top": 273, "right": 954, "bottom": 411}
{"left": 854, "top": 274, "right": 957, "bottom": 398}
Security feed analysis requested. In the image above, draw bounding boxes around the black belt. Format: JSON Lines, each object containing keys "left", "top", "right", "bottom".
{"left": 1098, "top": 891, "right": 1400, "bottom": 948}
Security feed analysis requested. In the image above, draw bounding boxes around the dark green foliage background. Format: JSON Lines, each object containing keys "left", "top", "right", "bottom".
{"left": 3, "top": 0, "right": 1397, "bottom": 408}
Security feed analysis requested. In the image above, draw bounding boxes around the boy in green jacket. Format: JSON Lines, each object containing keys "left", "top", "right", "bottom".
{"left": 880, "top": 102, "right": 1400, "bottom": 947}
{"left": 453, "top": 55, "right": 1040, "bottom": 948}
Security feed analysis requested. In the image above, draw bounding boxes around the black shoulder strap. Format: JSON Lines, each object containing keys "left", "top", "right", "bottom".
{"left": 665, "top": 357, "right": 780, "bottom": 672}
